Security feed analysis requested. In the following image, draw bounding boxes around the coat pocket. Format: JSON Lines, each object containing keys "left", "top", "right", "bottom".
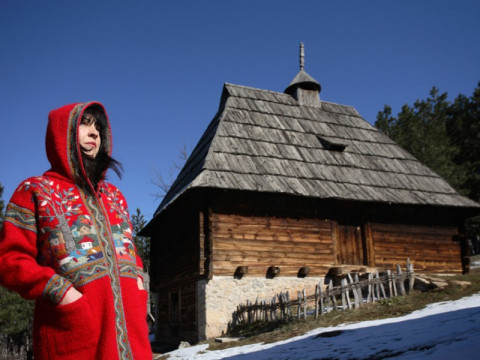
{"left": 44, "top": 295, "right": 98, "bottom": 357}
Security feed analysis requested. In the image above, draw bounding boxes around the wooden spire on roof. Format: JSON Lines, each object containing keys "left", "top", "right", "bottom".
{"left": 284, "top": 43, "right": 321, "bottom": 107}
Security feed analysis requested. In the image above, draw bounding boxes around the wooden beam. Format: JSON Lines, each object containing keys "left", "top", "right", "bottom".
{"left": 363, "top": 222, "right": 375, "bottom": 267}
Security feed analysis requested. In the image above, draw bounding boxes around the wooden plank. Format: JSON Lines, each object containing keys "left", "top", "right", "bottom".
{"left": 364, "top": 222, "right": 375, "bottom": 267}
{"left": 213, "top": 238, "right": 332, "bottom": 252}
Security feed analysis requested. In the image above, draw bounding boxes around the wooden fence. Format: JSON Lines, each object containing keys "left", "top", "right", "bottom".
{"left": 230, "top": 260, "right": 415, "bottom": 328}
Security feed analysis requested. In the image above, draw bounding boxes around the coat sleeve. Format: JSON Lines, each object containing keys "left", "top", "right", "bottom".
{"left": 0, "top": 180, "right": 73, "bottom": 304}
{"left": 110, "top": 184, "right": 146, "bottom": 279}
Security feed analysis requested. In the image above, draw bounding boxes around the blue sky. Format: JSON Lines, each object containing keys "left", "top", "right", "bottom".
{"left": 1, "top": 0, "right": 479, "bottom": 219}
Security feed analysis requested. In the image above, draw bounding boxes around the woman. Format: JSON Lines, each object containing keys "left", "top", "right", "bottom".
{"left": 0, "top": 102, "right": 152, "bottom": 359}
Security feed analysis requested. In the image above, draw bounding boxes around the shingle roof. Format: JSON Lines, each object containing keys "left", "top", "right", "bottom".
{"left": 154, "top": 83, "right": 479, "bottom": 215}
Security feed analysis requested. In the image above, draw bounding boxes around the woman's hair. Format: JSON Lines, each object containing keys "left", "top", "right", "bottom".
{"left": 80, "top": 106, "right": 123, "bottom": 189}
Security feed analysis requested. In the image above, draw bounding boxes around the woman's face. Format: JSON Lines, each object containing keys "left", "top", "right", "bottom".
{"left": 79, "top": 113, "right": 101, "bottom": 158}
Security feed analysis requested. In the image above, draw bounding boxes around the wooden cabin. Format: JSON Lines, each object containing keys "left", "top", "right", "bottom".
{"left": 142, "top": 46, "right": 480, "bottom": 345}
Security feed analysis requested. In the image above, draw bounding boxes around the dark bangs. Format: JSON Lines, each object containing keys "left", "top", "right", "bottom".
{"left": 80, "top": 105, "right": 123, "bottom": 190}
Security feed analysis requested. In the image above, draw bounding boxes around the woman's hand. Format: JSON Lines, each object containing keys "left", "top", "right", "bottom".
{"left": 59, "top": 287, "right": 83, "bottom": 305}
{"left": 137, "top": 277, "right": 145, "bottom": 290}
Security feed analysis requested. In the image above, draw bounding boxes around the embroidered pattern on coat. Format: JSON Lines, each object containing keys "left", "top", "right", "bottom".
{"left": 4, "top": 203, "right": 37, "bottom": 233}
{"left": 43, "top": 274, "right": 72, "bottom": 303}
{"left": 10, "top": 176, "right": 137, "bottom": 359}
{"left": 82, "top": 192, "right": 133, "bottom": 360}
{"left": 13, "top": 177, "right": 109, "bottom": 289}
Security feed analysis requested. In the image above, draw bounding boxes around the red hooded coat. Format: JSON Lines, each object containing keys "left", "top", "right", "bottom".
{"left": 0, "top": 102, "right": 152, "bottom": 359}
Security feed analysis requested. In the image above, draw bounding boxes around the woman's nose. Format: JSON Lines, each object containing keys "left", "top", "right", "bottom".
{"left": 89, "top": 125, "right": 99, "bottom": 138}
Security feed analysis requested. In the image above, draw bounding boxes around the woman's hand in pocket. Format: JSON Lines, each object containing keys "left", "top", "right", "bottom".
{"left": 59, "top": 287, "right": 83, "bottom": 305}
{"left": 137, "top": 277, "right": 145, "bottom": 290}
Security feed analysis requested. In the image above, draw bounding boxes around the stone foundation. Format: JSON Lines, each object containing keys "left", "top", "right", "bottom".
{"left": 199, "top": 275, "right": 324, "bottom": 339}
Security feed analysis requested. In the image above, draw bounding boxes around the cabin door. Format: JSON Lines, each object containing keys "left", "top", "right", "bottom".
{"left": 336, "top": 223, "right": 366, "bottom": 265}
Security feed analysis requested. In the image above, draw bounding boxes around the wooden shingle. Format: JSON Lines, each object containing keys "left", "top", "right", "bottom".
{"left": 155, "top": 83, "right": 479, "bottom": 215}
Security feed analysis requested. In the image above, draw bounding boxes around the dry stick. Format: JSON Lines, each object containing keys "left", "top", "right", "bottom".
{"left": 303, "top": 289, "right": 307, "bottom": 319}
{"left": 376, "top": 270, "right": 387, "bottom": 299}
{"left": 387, "top": 270, "right": 394, "bottom": 297}
{"left": 396, "top": 264, "right": 406, "bottom": 296}
{"left": 262, "top": 300, "right": 267, "bottom": 321}
{"left": 367, "top": 273, "right": 373, "bottom": 303}
{"left": 374, "top": 272, "right": 381, "bottom": 300}
{"left": 329, "top": 281, "right": 338, "bottom": 310}
{"left": 271, "top": 296, "right": 277, "bottom": 321}
{"left": 286, "top": 291, "right": 292, "bottom": 319}
{"left": 278, "top": 293, "right": 283, "bottom": 320}
{"left": 319, "top": 283, "right": 325, "bottom": 315}
{"left": 297, "top": 291, "right": 302, "bottom": 320}
{"left": 407, "top": 259, "right": 415, "bottom": 293}
{"left": 342, "top": 278, "right": 352, "bottom": 309}
{"left": 354, "top": 273, "right": 363, "bottom": 307}
{"left": 325, "top": 280, "right": 331, "bottom": 313}
{"left": 282, "top": 292, "right": 288, "bottom": 320}
{"left": 348, "top": 273, "right": 360, "bottom": 308}
{"left": 341, "top": 279, "right": 347, "bottom": 310}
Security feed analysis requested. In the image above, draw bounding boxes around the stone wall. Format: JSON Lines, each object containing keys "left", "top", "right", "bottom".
{"left": 199, "top": 275, "right": 324, "bottom": 339}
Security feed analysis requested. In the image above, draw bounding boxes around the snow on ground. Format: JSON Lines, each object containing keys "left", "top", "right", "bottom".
{"left": 162, "top": 293, "right": 480, "bottom": 359}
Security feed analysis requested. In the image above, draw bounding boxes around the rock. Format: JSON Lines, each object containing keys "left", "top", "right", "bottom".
{"left": 414, "top": 276, "right": 448, "bottom": 291}
{"left": 178, "top": 341, "right": 190, "bottom": 349}
{"left": 214, "top": 337, "right": 244, "bottom": 343}
{"left": 451, "top": 280, "right": 471, "bottom": 287}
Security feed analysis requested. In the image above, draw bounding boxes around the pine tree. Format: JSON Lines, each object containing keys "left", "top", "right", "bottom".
{"left": 0, "top": 182, "right": 34, "bottom": 358}
{"left": 446, "top": 83, "right": 480, "bottom": 201}
{"left": 131, "top": 208, "right": 150, "bottom": 272}
{"left": 375, "top": 86, "right": 467, "bottom": 193}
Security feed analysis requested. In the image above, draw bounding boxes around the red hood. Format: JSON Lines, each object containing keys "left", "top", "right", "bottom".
{"left": 44, "top": 102, "right": 112, "bottom": 185}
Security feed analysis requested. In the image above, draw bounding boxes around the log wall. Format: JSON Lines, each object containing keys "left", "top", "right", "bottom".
{"left": 150, "top": 207, "right": 201, "bottom": 345}
{"left": 210, "top": 213, "right": 335, "bottom": 276}
{"left": 371, "top": 223, "right": 462, "bottom": 273}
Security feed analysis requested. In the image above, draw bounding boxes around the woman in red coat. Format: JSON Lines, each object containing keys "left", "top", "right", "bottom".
{"left": 0, "top": 102, "right": 152, "bottom": 360}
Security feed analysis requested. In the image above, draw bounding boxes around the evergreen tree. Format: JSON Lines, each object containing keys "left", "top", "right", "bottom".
{"left": 375, "top": 86, "right": 468, "bottom": 194}
{"left": 0, "top": 182, "right": 34, "bottom": 358}
{"left": 131, "top": 208, "right": 150, "bottom": 272}
{"left": 0, "top": 182, "right": 4, "bottom": 229}
{"left": 446, "top": 82, "right": 480, "bottom": 202}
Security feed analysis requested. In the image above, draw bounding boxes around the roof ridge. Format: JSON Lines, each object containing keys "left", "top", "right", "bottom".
{"left": 224, "top": 82, "right": 356, "bottom": 109}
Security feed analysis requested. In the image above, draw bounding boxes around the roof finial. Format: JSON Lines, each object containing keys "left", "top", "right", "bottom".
{"left": 300, "top": 42, "right": 305, "bottom": 71}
